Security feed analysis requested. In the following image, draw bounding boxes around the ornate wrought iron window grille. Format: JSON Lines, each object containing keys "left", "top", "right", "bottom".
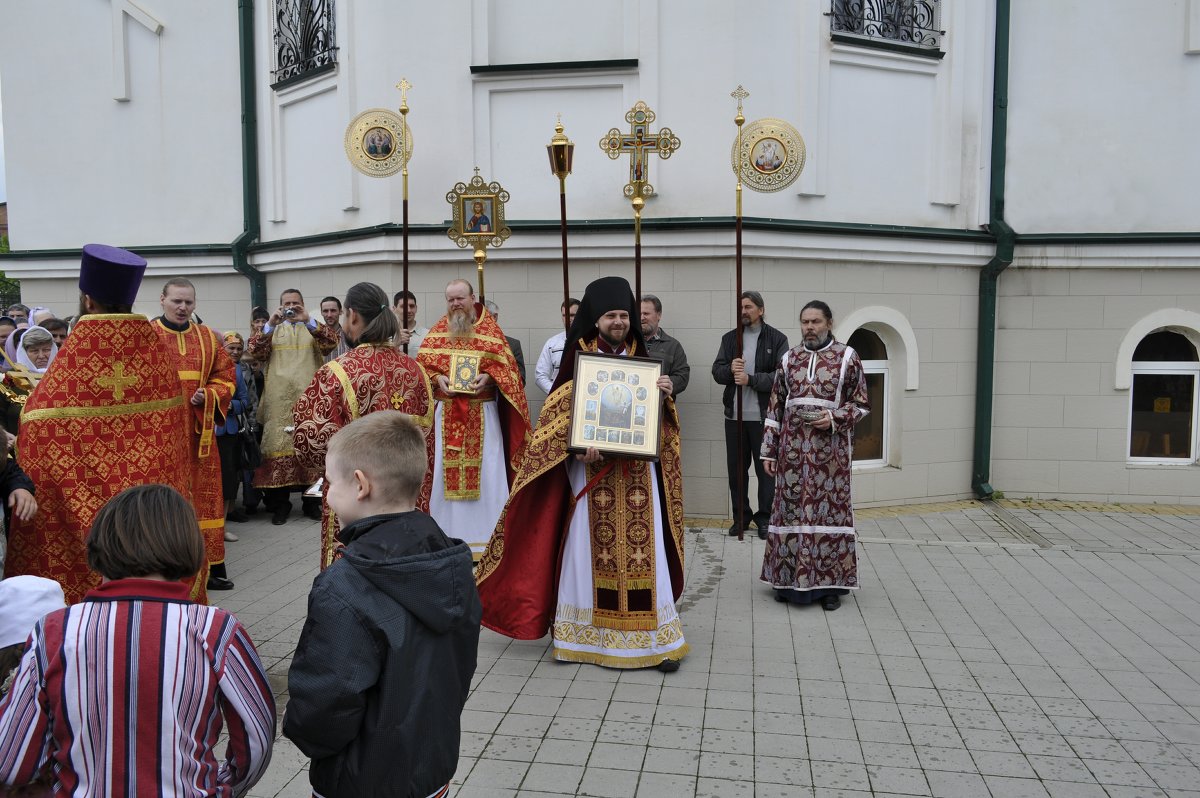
{"left": 272, "top": 0, "right": 338, "bottom": 89}
{"left": 828, "top": 0, "right": 945, "bottom": 58}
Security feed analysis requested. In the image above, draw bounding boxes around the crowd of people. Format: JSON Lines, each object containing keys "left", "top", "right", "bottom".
{"left": 0, "top": 243, "right": 869, "bottom": 796}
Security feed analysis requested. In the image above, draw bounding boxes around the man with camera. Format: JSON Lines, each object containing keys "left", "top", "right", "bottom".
{"left": 247, "top": 289, "right": 338, "bottom": 524}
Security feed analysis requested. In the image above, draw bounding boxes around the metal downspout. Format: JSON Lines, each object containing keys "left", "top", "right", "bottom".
{"left": 972, "top": 0, "right": 1014, "bottom": 498}
{"left": 233, "top": 0, "right": 266, "bottom": 309}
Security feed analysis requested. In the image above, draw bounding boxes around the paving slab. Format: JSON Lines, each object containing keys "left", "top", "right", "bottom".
{"left": 214, "top": 502, "right": 1200, "bottom": 798}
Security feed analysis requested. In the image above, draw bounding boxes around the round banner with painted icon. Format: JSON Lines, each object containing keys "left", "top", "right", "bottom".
{"left": 345, "top": 108, "right": 412, "bottom": 178}
{"left": 731, "top": 118, "right": 805, "bottom": 193}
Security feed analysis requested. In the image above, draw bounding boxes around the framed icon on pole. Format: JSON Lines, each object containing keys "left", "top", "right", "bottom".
{"left": 567, "top": 352, "right": 664, "bottom": 460}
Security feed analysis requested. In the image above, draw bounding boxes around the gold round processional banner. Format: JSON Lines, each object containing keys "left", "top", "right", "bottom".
{"left": 731, "top": 117, "right": 806, "bottom": 193}
{"left": 344, "top": 108, "right": 413, "bottom": 178}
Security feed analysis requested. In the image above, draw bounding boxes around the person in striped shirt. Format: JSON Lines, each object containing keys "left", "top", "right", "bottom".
{"left": 0, "top": 484, "right": 276, "bottom": 797}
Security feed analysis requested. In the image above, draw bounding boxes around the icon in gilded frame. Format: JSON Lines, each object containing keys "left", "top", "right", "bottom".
{"left": 567, "top": 352, "right": 664, "bottom": 460}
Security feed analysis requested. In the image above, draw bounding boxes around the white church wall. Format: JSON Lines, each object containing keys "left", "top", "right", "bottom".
{"left": 0, "top": 1, "right": 243, "bottom": 249}
{"left": 256, "top": 0, "right": 992, "bottom": 243}
{"left": 1006, "top": 1, "right": 1200, "bottom": 233}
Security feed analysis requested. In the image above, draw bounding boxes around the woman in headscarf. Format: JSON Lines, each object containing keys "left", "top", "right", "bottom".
{"left": 15, "top": 326, "right": 57, "bottom": 374}
{"left": 0, "top": 326, "right": 57, "bottom": 436}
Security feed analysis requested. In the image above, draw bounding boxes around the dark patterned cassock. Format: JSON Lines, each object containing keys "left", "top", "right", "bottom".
{"left": 760, "top": 337, "right": 868, "bottom": 598}
{"left": 292, "top": 344, "right": 435, "bottom": 569}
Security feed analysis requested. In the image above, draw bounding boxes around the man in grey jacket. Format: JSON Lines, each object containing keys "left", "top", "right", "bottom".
{"left": 641, "top": 294, "right": 690, "bottom": 397}
{"left": 711, "top": 290, "right": 789, "bottom": 538}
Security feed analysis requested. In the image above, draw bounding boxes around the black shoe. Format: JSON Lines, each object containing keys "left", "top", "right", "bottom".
{"left": 271, "top": 505, "right": 291, "bottom": 525}
{"left": 657, "top": 659, "right": 681, "bottom": 673}
{"left": 822, "top": 595, "right": 841, "bottom": 611}
{"left": 757, "top": 525, "right": 768, "bottom": 540}
{"left": 226, "top": 509, "right": 249, "bottom": 523}
{"left": 242, "top": 504, "right": 260, "bottom": 516}
{"left": 207, "top": 576, "right": 235, "bottom": 591}
{"left": 302, "top": 503, "right": 322, "bottom": 521}
{"left": 728, "top": 522, "right": 748, "bottom": 536}
{"left": 774, "top": 590, "right": 790, "bottom": 603}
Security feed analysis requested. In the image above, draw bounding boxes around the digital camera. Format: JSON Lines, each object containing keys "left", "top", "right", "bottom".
{"left": 284, "top": 308, "right": 297, "bottom": 319}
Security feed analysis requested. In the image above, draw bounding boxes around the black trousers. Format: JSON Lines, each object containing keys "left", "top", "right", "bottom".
{"left": 724, "top": 418, "right": 774, "bottom": 529}
{"left": 215, "top": 434, "right": 242, "bottom": 500}
{"left": 263, "top": 486, "right": 320, "bottom": 511}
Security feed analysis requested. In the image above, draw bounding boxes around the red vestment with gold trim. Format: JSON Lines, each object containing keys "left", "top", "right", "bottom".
{"left": 5, "top": 315, "right": 197, "bottom": 604}
{"left": 416, "top": 305, "right": 530, "bottom": 501}
{"left": 292, "top": 344, "right": 435, "bottom": 569}
{"left": 476, "top": 338, "right": 686, "bottom": 652}
{"left": 151, "top": 318, "right": 237, "bottom": 569}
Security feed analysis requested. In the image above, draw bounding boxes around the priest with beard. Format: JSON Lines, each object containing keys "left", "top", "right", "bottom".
{"left": 476, "top": 276, "right": 688, "bottom": 672}
{"left": 416, "top": 279, "right": 529, "bottom": 557}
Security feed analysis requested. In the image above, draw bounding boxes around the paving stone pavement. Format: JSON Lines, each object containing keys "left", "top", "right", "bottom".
{"left": 218, "top": 502, "right": 1200, "bottom": 798}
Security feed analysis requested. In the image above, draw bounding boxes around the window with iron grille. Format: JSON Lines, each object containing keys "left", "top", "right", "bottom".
{"left": 829, "top": 0, "right": 944, "bottom": 57}
{"left": 272, "top": 0, "right": 337, "bottom": 89}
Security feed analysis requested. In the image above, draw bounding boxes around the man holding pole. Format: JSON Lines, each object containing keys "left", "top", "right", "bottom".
{"left": 711, "top": 291, "right": 787, "bottom": 539}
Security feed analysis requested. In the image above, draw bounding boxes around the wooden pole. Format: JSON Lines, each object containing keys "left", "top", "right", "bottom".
{"left": 399, "top": 80, "right": 412, "bottom": 354}
{"left": 560, "top": 179, "right": 570, "bottom": 332}
{"left": 633, "top": 204, "right": 643, "bottom": 301}
{"left": 733, "top": 90, "right": 747, "bottom": 542}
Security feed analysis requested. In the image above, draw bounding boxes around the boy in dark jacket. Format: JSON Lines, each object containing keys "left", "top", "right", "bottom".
{"left": 284, "top": 411, "right": 481, "bottom": 798}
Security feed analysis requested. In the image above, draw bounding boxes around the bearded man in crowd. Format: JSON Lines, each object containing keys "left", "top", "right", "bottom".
{"left": 416, "top": 279, "right": 529, "bottom": 557}
{"left": 476, "top": 276, "right": 688, "bottom": 672}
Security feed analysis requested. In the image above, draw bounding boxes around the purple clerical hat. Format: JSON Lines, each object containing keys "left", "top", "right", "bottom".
{"left": 78, "top": 244, "right": 147, "bottom": 307}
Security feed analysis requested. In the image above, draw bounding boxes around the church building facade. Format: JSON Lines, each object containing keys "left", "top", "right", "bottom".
{"left": 1, "top": 1, "right": 1197, "bottom": 514}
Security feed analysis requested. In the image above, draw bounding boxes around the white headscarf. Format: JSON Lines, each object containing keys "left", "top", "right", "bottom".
{"left": 28, "top": 306, "right": 54, "bottom": 326}
{"left": 0, "top": 575, "right": 66, "bottom": 649}
{"left": 15, "top": 326, "right": 58, "bottom": 373}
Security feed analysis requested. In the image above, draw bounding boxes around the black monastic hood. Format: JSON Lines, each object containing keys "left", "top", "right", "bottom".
{"left": 552, "top": 275, "right": 647, "bottom": 391}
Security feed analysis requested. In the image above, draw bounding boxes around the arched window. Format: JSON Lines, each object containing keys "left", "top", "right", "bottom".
{"left": 848, "top": 329, "right": 888, "bottom": 466}
{"left": 1129, "top": 330, "right": 1199, "bottom": 461}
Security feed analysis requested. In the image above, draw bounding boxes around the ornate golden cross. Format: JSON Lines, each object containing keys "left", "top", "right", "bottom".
{"left": 599, "top": 101, "right": 681, "bottom": 202}
{"left": 731, "top": 84, "right": 750, "bottom": 112}
{"left": 396, "top": 78, "right": 412, "bottom": 114}
{"left": 96, "top": 361, "right": 139, "bottom": 401}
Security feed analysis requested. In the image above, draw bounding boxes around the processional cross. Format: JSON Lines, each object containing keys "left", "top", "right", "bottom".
{"left": 599, "top": 101, "right": 681, "bottom": 203}
{"left": 598, "top": 101, "right": 681, "bottom": 299}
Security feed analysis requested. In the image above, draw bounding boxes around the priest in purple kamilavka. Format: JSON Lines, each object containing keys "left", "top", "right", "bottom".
{"left": 760, "top": 300, "right": 869, "bottom": 611}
